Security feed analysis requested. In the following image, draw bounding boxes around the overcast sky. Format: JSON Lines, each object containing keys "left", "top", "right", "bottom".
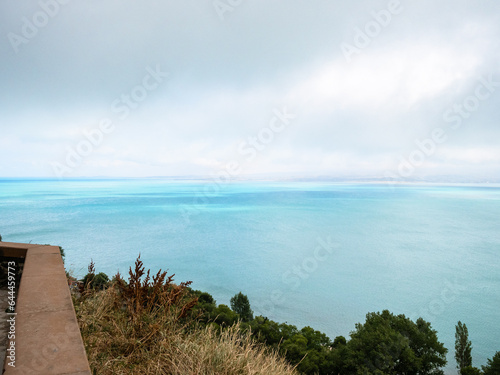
{"left": 1, "top": 0, "right": 499, "bottom": 180}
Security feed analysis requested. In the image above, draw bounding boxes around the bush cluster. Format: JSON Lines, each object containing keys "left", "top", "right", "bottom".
{"left": 72, "top": 257, "right": 500, "bottom": 375}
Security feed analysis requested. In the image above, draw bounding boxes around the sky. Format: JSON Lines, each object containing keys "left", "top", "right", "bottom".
{"left": 1, "top": 0, "right": 499, "bottom": 180}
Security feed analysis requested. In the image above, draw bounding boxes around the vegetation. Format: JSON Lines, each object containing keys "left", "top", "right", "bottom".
{"left": 456, "top": 321, "right": 473, "bottom": 371}
{"left": 81, "top": 260, "right": 109, "bottom": 290}
{"left": 246, "top": 316, "right": 335, "bottom": 374}
{"left": 59, "top": 246, "right": 65, "bottom": 262}
{"left": 343, "top": 310, "right": 448, "bottom": 374}
{"left": 461, "top": 366, "right": 483, "bottom": 375}
{"left": 82, "top": 271, "right": 109, "bottom": 290}
{"left": 74, "top": 257, "right": 296, "bottom": 375}
{"left": 230, "top": 291, "right": 253, "bottom": 321}
{"left": 482, "top": 351, "right": 500, "bottom": 375}
{"left": 72, "top": 257, "right": 500, "bottom": 375}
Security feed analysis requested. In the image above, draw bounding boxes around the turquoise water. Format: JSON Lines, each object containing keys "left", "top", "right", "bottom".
{"left": 1, "top": 179, "right": 499, "bottom": 373}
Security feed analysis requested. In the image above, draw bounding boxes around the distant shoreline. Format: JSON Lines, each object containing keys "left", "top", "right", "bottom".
{"left": 1, "top": 177, "right": 500, "bottom": 189}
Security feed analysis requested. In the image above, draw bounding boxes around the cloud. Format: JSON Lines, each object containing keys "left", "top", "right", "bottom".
{"left": 437, "top": 147, "right": 500, "bottom": 164}
{"left": 287, "top": 43, "right": 481, "bottom": 114}
{"left": 0, "top": 0, "right": 499, "bottom": 179}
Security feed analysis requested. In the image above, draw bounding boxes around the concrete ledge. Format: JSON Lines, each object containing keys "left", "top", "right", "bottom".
{"left": 1, "top": 242, "right": 91, "bottom": 375}
{"left": 0, "top": 245, "right": 27, "bottom": 259}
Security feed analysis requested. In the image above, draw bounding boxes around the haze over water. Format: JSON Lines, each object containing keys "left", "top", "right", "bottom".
{"left": 1, "top": 178, "right": 499, "bottom": 374}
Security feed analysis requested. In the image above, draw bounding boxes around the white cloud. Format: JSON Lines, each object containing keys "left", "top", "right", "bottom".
{"left": 1, "top": 1, "right": 499, "bottom": 179}
{"left": 287, "top": 44, "right": 481, "bottom": 116}
{"left": 437, "top": 147, "right": 500, "bottom": 164}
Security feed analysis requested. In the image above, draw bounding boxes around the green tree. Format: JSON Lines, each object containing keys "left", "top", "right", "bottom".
{"left": 198, "top": 292, "right": 215, "bottom": 305}
{"left": 249, "top": 317, "right": 335, "bottom": 374}
{"left": 330, "top": 336, "right": 350, "bottom": 374}
{"left": 230, "top": 292, "right": 253, "bottom": 321}
{"left": 345, "top": 310, "right": 448, "bottom": 375}
{"left": 281, "top": 333, "right": 308, "bottom": 364}
{"left": 190, "top": 290, "right": 217, "bottom": 323}
{"left": 212, "top": 304, "right": 238, "bottom": 327}
{"left": 460, "top": 366, "right": 482, "bottom": 375}
{"left": 455, "top": 321, "right": 473, "bottom": 371}
{"left": 300, "top": 326, "right": 334, "bottom": 373}
{"left": 250, "top": 316, "right": 293, "bottom": 346}
{"left": 482, "top": 351, "right": 500, "bottom": 375}
{"left": 0, "top": 233, "right": 2, "bottom": 241}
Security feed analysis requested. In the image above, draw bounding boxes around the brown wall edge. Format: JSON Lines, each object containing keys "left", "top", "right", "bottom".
{"left": 1, "top": 242, "right": 91, "bottom": 375}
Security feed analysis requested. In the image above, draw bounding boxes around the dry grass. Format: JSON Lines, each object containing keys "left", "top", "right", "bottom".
{"left": 168, "top": 324, "right": 296, "bottom": 375}
{"left": 74, "top": 257, "right": 297, "bottom": 375}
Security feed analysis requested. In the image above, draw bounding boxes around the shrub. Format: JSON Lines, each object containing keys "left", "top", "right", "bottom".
{"left": 82, "top": 272, "right": 109, "bottom": 290}
{"left": 59, "top": 246, "right": 65, "bottom": 262}
{"left": 74, "top": 256, "right": 297, "bottom": 375}
{"left": 230, "top": 292, "right": 253, "bottom": 321}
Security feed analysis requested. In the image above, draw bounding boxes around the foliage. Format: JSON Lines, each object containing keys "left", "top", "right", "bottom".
{"left": 189, "top": 289, "right": 239, "bottom": 328}
{"left": 0, "top": 233, "right": 2, "bottom": 241}
{"left": 165, "top": 290, "right": 336, "bottom": 373}
{"left": 71, "top": 258, "right": 454, "bottom": 375}
{"left": 74, "top": 257, "right": 297, "bottom": 375}
{"left": 230, "top": 292, "right": 254, "bottom": 321}
{"left": 190, "top": 295, "right": 449, "bottom": 375}
{"left": 461, "top": 366, "right": 483, "bottom": 375}
{"left": 482, "top": 351, "right": 500, "bottom": 375}
{"left": 81, "top": 259, "right": 96, "bottom": 290}
{"left": 113, "top": 255, "right": 198, "bottom": 321}
{"left": 93, "top": 272, "right": 109, "bottom": 289}
{"left": 343, "top": 310, "right": 448, "bottom": 375}
{"left": 213, "top": 304, "right": 240, "bottom": 327}
{"left": 197, "top": 291, "right": 215, "bottom": 305}
{"left": 248, "top": 316, "right": 335, "bottom": 374}
{"left": 59, "top": 246, "right": 65, "bottom": 262}
{"left": 80, "top": 260, "right": 110, "bottom": 291}
{"left": 456, "top": 321, "right": 473, "bottom": 370}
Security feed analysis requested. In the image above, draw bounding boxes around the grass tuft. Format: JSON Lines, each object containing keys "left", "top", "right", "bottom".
{"left": 74, "top": 256, "right": 297, "bottom": 375}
